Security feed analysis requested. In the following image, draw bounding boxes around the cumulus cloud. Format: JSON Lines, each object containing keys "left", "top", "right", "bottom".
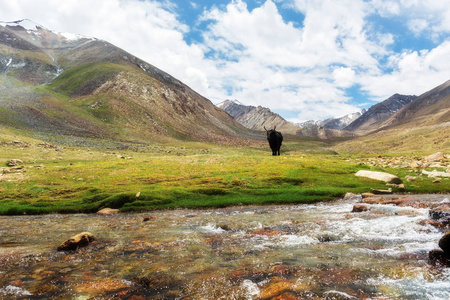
{"left": 0, "top": 0, "right": 215, "bottom": 95}
{"left": 0, "top": 0, "right": 449, "bottom": 122}
{"left": 198, "top": 0, "right": 386, "bottom": 119}
{"left": 360, "top": 41, "right": 450, "bottom": 98}
{"left": 333, "top": 67, "right": 356, "bottom": 88}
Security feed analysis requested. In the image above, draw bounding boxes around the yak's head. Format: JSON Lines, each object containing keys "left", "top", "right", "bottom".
{"left": 264, "top": 126, "right": 277, "bottom": 139}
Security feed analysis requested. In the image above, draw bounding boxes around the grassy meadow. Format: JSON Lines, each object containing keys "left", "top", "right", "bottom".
{"left": 1, "top": 129, "right": 449, "bottom": 215}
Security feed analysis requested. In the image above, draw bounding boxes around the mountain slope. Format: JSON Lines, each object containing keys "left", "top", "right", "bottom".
{"left": 380, "top": 80, "right": 450, "bottom": 129}
{"left": 334, "top": 80, "right": 450, "bottom": 154}
{"left": 296, "top": 125, "right": 356, "bottom": 139}
{"left": 344, "top": 94, "right": 417, "bottom": 133}
{"left": 320, "top": 110, "right": 366, "bottom": 130}
{"left": 0, "top": 20, "right": 256, "bottom": 144}
{"left": 296, "top": 110, "right": 365, "bottom": 130}
{"left": 218, "top": 100, "right": 356, "bottom": 139}
{"left": 217, "top": 100, "right": 300, "bottom": 134}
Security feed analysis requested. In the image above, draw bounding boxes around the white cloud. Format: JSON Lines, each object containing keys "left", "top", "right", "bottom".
{"left": 408, "top": 19, "right": 429, "bottom": 36}
{"left": 360, "top": 41, "right": 450, "bottom": 98}
{"left": 190, "top": 2, "right": 199, "bottom": 9}
{"left": 333, "top": 67, "right": 356, "bottom": 88}
{"left": 370, "top": 0, "right": 450, "bottom": 38}
{"left": 0, "top": 0, "right": 449, "bottom": 122}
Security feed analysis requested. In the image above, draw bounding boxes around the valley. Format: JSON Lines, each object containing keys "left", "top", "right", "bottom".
{"left": 0, "top": 19, "right": 449, "bottom": 215}
{"left": 1, "top": 131, "right": 449, "bottom": 215}
{"left": 0, "top": 17, "right": 449, "bottom": 300}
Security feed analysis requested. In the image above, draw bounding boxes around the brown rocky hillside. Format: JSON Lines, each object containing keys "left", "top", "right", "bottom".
{"left": 334, "top": 80, "right": 450, "bottom": 154}
{"left": 0, "top": 20, "right": 260, "bottom": 145}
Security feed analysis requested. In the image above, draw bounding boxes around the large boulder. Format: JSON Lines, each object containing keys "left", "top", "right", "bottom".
{"left": 355, "top": 170, "right": 402, "bottom": 184}
{"left": 422, "top": 170, "right": 450, "bottom": 178}
{"left": 57, "top": 232, "right": 95, "bottom": 251}
{"left": 425, "top": 152, "right": 445, "bottom": 162}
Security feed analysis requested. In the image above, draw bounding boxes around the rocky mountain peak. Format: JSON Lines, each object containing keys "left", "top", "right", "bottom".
{"left": 0, "top": 19, "right": 45, "bottom": 30}
{"left": 217, "top": 100, "right": 300, "bottom": 133}
{"left": 344, "top": 94, "right": 417, "bottom": 133}
{"left": 296, "top": 109, "right": 366, "bottom": 130}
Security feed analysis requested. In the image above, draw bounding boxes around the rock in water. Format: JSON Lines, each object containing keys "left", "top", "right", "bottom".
{"left": 439, "top": 231, "right": 450, "bottom": 254}
{"left": 57, "top": 232, "right": 95, "bottom": 251}
{"left": 352, "top": 204, "right": 368, "bottom": 212}
{"left": 355, "top": 170, "right": 402, "bottom": 184}
{"left": 429, "top": 206, "right": 450, "bottom": 224}
{"left": 371, "top": 188, "right": 393, "bottom": 195}
{"left": 429, "top": 249, "right": 450, "bottom": 265}
{"left": 429, "top": 231, "right": 450, "bottom": 266}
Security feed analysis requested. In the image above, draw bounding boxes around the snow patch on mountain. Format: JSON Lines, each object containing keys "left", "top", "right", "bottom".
{"left": 0, "top": 19, "right": 42, "bottom": 31}
{"left": 296, "top": 110, "right": 366, "bottom": 130}
{"left": 0, "top": 19, "right": 93, "bottom": 42}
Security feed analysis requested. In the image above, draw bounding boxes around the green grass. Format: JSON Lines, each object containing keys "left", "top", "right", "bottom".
{"left": 1, "top": 139, "right": 448, "bottom": 215}
{"left": 48, "top": 62, "right": 131, "bottom": 96}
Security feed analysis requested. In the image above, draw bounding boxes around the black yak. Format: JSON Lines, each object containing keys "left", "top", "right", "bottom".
{"left": 264, "top": 126, "right": 283, "bottom": 156}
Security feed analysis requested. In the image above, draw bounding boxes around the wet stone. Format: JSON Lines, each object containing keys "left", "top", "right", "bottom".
{"left": 361, "top": 196, "right": 383, "bottom": 204}
{"left": 75, "top": 277, "right": 130, "bottom": 294}
{"left": 361, "top": 192, "right": 376, "bottom": 198}
{"left": 381, "top": 198, "right": 412, "bottom": 205}
{"left": 439, "top": 231, "right": 450, "bottom": 254}
{"left": 271, "top": 293, "right": 301, "bottom": 300}
{"left": 419, "top": 219, "right": 446, "bottom": 228}
{"left": 352, "top": 204, "right": 368, "bottom": 213}
{"left": 133, "top": 272, "right": 184, "bottom": 293}
{"left": 318, "top": 235, "right": 337, "bottom": 243}
{"left": 429, "top": 249, "right": 450, "bottom": 266}
{"left": 250, "top": 228, "right": 282, "bottom": 236}
{"left": 57, "top": 232, "right": 95, "bottom": 251}
{"left": 429, "top": 207, "right": 450, "bottom": 224}
{"left": 260, "top": 280, "right": 293, "bottom": 299}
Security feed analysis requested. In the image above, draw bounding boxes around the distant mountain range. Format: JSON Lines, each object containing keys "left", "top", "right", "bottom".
{"left": 344, "top": 94, "right": 417, "bottom": 133}
{"left": 334, "top": 80, "right": 450, "bottom": 153}
{"left": 1, "top": 19, "right": 449, "bottom": 152}
{"left": 296, "top": 110, "right": 365, "bottom": 130}
{"left": 217, "top": 100, "right": 363, "bottom": 138}
{"left": 217, "top": 100, "right": 300, "bottom": 134}
{"left": 217, "top": 88, "right": 448, "bottom": 144}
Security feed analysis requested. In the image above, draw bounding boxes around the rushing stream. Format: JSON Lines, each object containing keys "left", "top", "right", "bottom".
{"left": 1, "top": 195, "right": 449, "bottom": 299}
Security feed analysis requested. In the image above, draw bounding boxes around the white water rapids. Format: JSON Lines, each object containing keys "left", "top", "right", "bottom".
{"left": 0, "top": 195, "right": 449, "bottom": 299}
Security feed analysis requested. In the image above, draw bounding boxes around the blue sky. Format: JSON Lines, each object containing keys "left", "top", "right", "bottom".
{"left": 1, "top": 0, "right": 450, "bottom": 122}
